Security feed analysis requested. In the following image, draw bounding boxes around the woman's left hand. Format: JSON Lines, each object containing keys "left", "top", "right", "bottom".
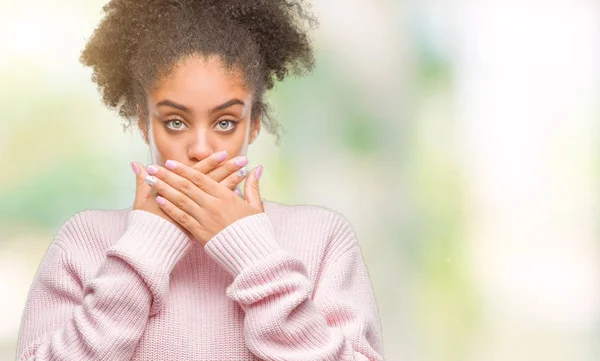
{"left": 145, "top": 160, "right": 264, "bottom": 246}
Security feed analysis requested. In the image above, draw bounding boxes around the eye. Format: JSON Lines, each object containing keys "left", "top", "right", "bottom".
{"left": 216, "top": 119, "right": 237, "bottom": 132}
{"left": 165, "top": 119, "right": 187, "bottom": 131}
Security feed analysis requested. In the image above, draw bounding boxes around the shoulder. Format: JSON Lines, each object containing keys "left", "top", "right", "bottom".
{"left": 263, "top": 198, "right": 349, "bottom": 225}
{"left": 52, "top": 207, "right": 131, "bottom": 253}
{"left": 262, "top": 199, "right": 357, "bottom": 254}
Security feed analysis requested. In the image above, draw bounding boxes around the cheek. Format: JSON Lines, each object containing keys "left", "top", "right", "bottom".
{"left": 148, "top": 123, "right": 176, "bottom": 163}
{"left": 213, "top": 139, "right": 240, "bottom": 158}
{"left": 215, "top": 137, "right": 244, "bottom": 158}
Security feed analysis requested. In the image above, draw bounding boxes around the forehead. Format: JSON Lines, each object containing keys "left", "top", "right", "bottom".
{"left": 150, "top": 55, "right": 250, "bottom": 105}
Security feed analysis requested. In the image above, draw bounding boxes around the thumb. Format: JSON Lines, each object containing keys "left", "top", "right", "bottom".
{"left": 131, "top": 162, "right": 153, "bottom": 208}
{"left": 244, "top": 165, "right": 264, "bottom": 211}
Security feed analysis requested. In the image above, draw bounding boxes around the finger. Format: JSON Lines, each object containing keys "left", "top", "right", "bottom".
{"left": 147, "top": 163, "right": 213, "bottom": 206}
{"left": 132, "top": 162, "right": 153, "bottom": 208}
{"left": 205, "top": 155, "right": 249, "bottom": 187}
{"left": 219, "top": 164, "right": 250, "bottom": 190}
{"left": 244, "top": 165, "right": 264, "bottom": 210}
{"left": 158, "top": 161, "right": 229, "bottom": 199}
{"left": 145, "top": 166, "right": 205, "bottom": 217}
{"left": 155, "top": 195, "right": 203, "bottom": 241}
{"left": 191, "top": 150, "right": 229, "bottom": 174}
{"left": 234, "top": 188, "right": 242, "bottom": 198}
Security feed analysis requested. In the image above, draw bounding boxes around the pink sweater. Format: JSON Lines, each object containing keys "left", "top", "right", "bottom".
{"left": 16, "top": 199, "right": 384, "bottom": 360}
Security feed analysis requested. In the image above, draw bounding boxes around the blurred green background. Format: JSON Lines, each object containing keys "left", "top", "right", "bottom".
{"left": 1, "top": 1, "right": 599, "bottom": 360}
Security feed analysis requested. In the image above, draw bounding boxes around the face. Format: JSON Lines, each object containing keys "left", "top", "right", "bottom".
{"left": 137, "top": 55, "right": 260, "bottom": 168}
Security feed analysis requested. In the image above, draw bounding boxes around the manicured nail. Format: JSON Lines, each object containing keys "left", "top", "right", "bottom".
{"left": 237, "top": 166, "right": 249, "bottom": 178}
{"left": 145, "top": 175, "right": 158, "bottom": 187}
{"left": 235, "top": 156, "right": 248, "bottom": 167}
{"left": 256, "top": 165, "right": 263, "bottom": 180}
{"left": 131, "top": 162, "right": 140, "bottom": 175}
{"left": 214, "top": 150, "right": 228, "bottom": 162}
{"left": 165, "top": 160, "right": 177, "bottom": 170}
{"left": 146, "top": 165, "right": 158, "bottom": 175}
{"left": 156, "top": 196, "right": 166, "bottom": 205}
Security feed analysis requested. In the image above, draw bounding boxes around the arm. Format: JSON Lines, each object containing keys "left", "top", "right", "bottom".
{"left": 15, "top": 210, "right": 192, "bottom": 361}
{"left": 204, "top": 212, "right": 384, "bottom": 361}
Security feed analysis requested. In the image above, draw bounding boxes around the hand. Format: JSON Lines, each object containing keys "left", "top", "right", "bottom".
{"left": 143, "top": 160, "right": 264, "bottom": 246}
{"left": 131, "top": 151, "right": 250, "bottom": 237}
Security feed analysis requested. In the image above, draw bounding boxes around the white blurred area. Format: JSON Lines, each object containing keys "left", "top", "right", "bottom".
{"left": 456, "top": 1, "right": 600, "bottom": 360}
{"left": 1, "top": 0, "right": 600, "bottom": 360}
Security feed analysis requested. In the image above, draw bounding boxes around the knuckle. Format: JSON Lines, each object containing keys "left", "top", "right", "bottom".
{"left": 175, "top": 195, "right": 187, "bottom": 209}
{"left": 191, "top": 174, "right": 206, "bottom": 189}
{"left": 179, "top": 180, "right": 193, "bottom": 195}
{"left": 179, "top": 213, "right": 192, "bottom": 227}
{"left": 221, "top": 179, "right": 234, "bottom": 190}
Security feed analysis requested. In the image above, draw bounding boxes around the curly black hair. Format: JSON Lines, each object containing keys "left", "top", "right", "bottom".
{"left": 80, "top": 0, "right": 318, "bottom": 145}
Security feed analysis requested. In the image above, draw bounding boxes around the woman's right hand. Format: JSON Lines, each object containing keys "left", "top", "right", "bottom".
{"left": 130, "top": 152, "right": 249, "bottom": 237}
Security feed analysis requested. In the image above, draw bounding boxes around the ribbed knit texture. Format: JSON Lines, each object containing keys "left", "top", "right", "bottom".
{"left": 15, "top": 199, "right": 384, "bottom": 361}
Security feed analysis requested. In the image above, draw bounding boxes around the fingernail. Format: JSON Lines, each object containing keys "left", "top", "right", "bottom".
{"left": 131, "top": 162, "right": 140, "bottom": 175}
{"left": 146, "top": 165, "right": 158, "bottom": 175}
{"left": 156, "top": 196, "right": 166, "bottom": 206}
{"left": 145, "top": 175, "right": 158, "bottom": 187}
{"left": 237, "top": 165, "right": 249, "bottom": 178}
{"left": 214, "top": 150, "right": 228, "bottom": 162}
{"left": 165, "top": 160, "right": 177, "bottom": 170}
{"left": 235, "top": 156, "right": 248, "bottom": 167}
{"left": 256, "top": 165, "right": 263, "bottom": 180}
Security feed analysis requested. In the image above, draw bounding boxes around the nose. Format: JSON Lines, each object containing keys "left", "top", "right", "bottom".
{"left": 187, "top": 131, "right": 214, "bottom": 163}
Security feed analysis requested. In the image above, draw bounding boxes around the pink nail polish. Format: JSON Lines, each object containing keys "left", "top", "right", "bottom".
{"left": 165, "top": 160, "right": 177, "bottom": 170}
{"left": 146, "top": 165, "right": 158, "bottom": 175}
{"left": 256, "top": 165, "right": 263, "bottom": 180}
{"left": 235, "top": 156, "right": 248, "bottom": 167}
{"left": 214, "top": 151, "right": 228, "bottom": 162}
{"left": 131, "top": 162, "right": 140, "bottom": 175}
{"left": 156, "top": 196, "right": 166, "bottom": 205}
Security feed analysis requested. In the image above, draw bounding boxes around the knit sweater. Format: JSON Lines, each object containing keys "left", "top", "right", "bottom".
{"left": 15, "top": 198, "right": 384, "bottom": 361}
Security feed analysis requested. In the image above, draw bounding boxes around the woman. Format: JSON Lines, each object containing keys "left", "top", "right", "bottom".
{"left": 15, "top": 0, "right": 384, "bottom": 360}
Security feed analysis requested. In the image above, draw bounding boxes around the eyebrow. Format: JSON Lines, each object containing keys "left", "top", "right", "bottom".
{"left": 156, "top": 98, "right": 245, "bottom": 114}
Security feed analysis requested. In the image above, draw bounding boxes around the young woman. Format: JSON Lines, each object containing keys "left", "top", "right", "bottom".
{"left": 15, "top": 0, "right": 384, "bottom": 360}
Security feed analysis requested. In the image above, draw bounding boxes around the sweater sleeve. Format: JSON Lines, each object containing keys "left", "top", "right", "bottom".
{"left": 204, "top": 212, "right": 384, "bottom": 361}
{"left": 15, "top": 210, "right": 192, "bottom": 361}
